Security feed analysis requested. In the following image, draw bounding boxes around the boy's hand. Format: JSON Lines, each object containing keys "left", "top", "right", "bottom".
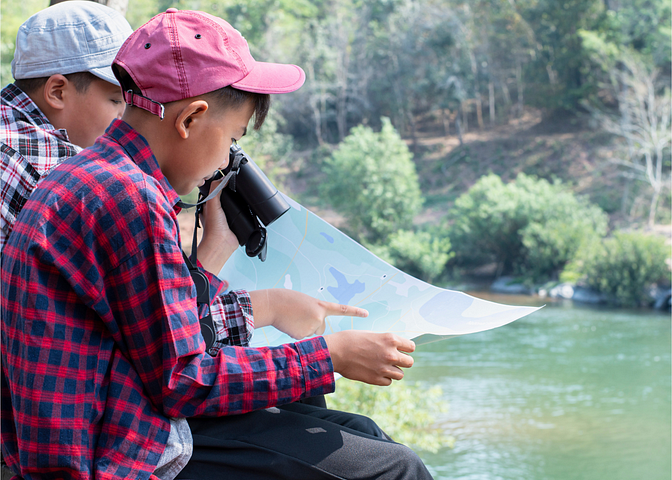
{"left": 324, "top": 331, "right": 415, "bottom": 386}
{"left": 249, "top": 289, "right": 369, "bottom": 340}
{"left": 197, "top": 179, "right": 239, "bottom": 277}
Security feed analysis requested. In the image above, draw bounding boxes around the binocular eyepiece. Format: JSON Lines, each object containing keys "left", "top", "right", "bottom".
{"left": 198, "top": 144, "right": 290, "bottom": 261}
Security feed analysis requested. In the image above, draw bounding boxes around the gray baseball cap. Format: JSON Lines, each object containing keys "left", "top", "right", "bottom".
{"left": 11, "top": 1, "right": 133, "bottom": 86}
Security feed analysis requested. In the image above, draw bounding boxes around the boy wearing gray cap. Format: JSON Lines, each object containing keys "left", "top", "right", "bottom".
{"left": 0, "top": 1, "right": 132, "bottom": 252}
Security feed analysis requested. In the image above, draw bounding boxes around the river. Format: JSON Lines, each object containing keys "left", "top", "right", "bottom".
{"left": 407, "top": 293, "right": 671, "bottom": 480}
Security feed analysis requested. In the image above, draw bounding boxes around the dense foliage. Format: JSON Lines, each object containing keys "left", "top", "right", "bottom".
{"left": 3, "top": 0, "right": 669, "bottom": 142}
{"left": 448, "top": 173, "right": 609, "bottom": 281}
{"left": 319, "top": 117, "right": 423, "bottom": 242}
{"left": 366, "top": 229, "right": 454, "bottom": 284}
{"left": 565, "top": 231, "right": 670, "bottom": 307}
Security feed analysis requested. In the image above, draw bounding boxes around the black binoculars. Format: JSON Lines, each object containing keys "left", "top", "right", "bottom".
{"left": 198, "top": 144, "right": 290, "bottom": 261}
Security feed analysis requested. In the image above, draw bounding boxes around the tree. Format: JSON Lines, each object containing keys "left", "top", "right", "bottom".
{"left": 566, "top": 231, "right": 670, "bottom": 307}
{"left": 320, "top": 117, "right": 423, "bottom": 242}
{"left": 584, "top": 52, "right": 671, "bottom": 227}
{"left": 1, "top": 0, "right": 46, "bottom": 84}
{"left": 448, "top": 173, "right": 609, "bottom": 281}
{"left": 367, "top": 229, "right": 454, "bottom": 283}
{"left": 513, "top": 0, "right": 607, "bottom": 111}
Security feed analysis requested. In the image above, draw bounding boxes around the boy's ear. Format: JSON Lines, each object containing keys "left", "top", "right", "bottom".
{"left": 174, "top": 100, "right": 210, "bottom": 139}
{"left": 42, "top": 74, "right": 70, "bottom": 111}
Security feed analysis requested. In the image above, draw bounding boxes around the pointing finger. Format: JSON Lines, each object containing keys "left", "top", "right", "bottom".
{"left": 326, "top": 303, "right": 368, "bottom": 318}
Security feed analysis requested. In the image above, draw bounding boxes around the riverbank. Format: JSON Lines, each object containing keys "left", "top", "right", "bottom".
{"left": 446, "top": 274, "right": 672, "bottom": 312}
{"left": 494, "top": 276, "right": 671, "bottom": 310}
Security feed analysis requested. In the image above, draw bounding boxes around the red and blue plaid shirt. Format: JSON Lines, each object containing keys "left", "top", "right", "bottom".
{"left": 1, "top": 119, "right": 335, "bottom": 480}
{"left": 0, "top": 83, "right": 81, "bottom": 253}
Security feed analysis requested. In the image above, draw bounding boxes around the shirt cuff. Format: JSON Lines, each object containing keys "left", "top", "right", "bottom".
{"left": 208, "top": 289, "right": 254, "bottom": 355}
{"left": 295, "top": 336, "right": 336, "bottom": 398}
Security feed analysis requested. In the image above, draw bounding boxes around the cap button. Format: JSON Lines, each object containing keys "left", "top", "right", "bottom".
{"left": 166, "top": 8, "right": 178, "bottom": 13}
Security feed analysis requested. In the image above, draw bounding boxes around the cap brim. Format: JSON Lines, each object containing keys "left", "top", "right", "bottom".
{"left": 89, "top": 65, "right": 120, "bottom": 86}
{"left": 231, "top": 62, "right": 305, "bottom": 94}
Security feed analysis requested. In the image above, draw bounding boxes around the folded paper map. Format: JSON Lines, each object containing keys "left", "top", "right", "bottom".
{"left": 218, "top": 195, "right": 540, "bottom": 348}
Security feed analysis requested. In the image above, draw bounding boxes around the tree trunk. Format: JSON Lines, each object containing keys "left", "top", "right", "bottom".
{"left": 461, "top": 100, "right": 468, "bottom": 133}
{"left": 311, "top": 101, "right": 324, "bottom": 146}
{"left": 409, "top": 111, "right": 418, "bottom": 154}
{"left": 333, "top": 15, "right": 350, "bottom": 142}
{"left": 336, "top": 56, "right": 349, "bottom": 142}
{"left": 306, "top": 63, "right": 324, "bottom": 146}
{"left": 441, "top": 108, "right": 450, "bottom": 137}
{"left": 501, "top": 80, "right": 511, "bottom": 105}
{"left": 456, "top": 104, "right": 464, "bottom": 146}
{"left": 489, "top": 80, "right": 495, "bottom": 124}
{"left": 515, "top": 61, "right": 524, "bottom": 117}
{"left": 648, "top": 186, "right": 660, "bottom": 228}
{"left": 621, "top": 172, "right": 633, "bottom": 219}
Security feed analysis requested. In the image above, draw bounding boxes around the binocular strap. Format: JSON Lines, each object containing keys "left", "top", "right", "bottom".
{"left": 182, "top": 250, "right": 217, "bottom": 351}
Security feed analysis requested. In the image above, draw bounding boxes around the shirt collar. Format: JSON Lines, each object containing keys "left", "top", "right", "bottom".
{"left": 104, "top": 119, "right": 181, "bottom": 208}
{"left": 1, "top": 83, "right": 74, "bottom": 144}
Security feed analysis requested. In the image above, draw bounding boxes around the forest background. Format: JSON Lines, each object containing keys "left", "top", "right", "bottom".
{"left": 1, "top": 0, "right": 670, "bottom": 308}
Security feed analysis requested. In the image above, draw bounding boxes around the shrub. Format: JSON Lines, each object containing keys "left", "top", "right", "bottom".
{"left": 328, "top": 379, "right": 454, "bottom": 453}
{"left": 367, "top": 229, "right": 454, "bottom": 283}
{"left": 566, "top": 231, "right": 671, "bottom": 307}
{"left": 448, "top": 173, "right": 609, "bottom": 281}
{"left": 320, "top": 117, "right": 423, "bottom": 242}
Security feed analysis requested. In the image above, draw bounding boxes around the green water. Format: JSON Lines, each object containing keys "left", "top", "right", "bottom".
{"left": 408, "top": 294, "right": 671, "bottom": 480}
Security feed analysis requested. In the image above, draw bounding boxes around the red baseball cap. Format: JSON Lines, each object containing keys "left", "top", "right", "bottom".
{"left": 113, "top": 8, "right": 305, "bottom": 118}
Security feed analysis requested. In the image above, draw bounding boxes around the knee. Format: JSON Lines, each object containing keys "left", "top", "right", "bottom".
{"left": 386, "top": 443, "right": 433, "bottom": 480}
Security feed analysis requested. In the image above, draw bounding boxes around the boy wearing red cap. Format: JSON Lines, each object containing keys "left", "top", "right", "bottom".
{"left": 1, "top": 9, "right": 433, "bottom": 480}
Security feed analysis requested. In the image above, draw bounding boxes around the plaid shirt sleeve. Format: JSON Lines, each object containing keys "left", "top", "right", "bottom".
{"left": 208, "top": 290, "right": 255, "bottom": 353}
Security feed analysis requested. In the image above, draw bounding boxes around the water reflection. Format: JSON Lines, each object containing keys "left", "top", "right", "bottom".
{"left": 408, "top": 296, "right": 671, "bottom": 480}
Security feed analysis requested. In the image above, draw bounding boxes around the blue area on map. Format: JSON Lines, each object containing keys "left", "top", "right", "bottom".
{"left": 320, "top": 232, "right": 334, "bottom": 243}
{"left": 327, "top": 267, "right": 365, "bottom": 304}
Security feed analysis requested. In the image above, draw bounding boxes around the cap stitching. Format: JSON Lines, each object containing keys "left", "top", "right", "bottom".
{"left": 168, "top": 14, "right": 190, "bottom": 99}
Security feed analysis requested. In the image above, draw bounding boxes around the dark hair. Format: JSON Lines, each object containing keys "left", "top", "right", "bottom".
{"left": 205, "top": 87, "right": 270, "bottom": 131}
{"left": 113, "top": 65, "right": 270, "bottom": 130}
{"left": 14, "top": 72, "right": 98, "bottom": 94}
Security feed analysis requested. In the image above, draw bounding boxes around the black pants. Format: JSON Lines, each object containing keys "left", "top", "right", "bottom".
{"left": 176, "top": 402, "right": 434, "bottom": 480}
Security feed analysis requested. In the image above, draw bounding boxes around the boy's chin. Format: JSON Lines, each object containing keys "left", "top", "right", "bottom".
{"left": 175, "top": 184, "right": 196, "bottom": 197}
